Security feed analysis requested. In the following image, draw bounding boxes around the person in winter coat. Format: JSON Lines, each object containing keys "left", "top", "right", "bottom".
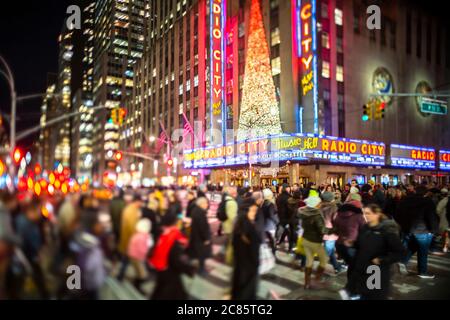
{"left": 15, "top": 198, "right": 49, "bottom": 299}
{"left": 110, "top": 189, "right": 126, "bottom": 246}
{"left": 298, "top": 195, "right": 329, "bottom": 289}
{"left": 383, "top": 188, "right": 403, "bottom": 219}
{"left": 0, "top": 232, "right": 27, "bottom": 300}
{"left": 231, "top": 198, "right": 262, "bottom": 300}
{"left": 281, "top": 191, "right": 301, "bottom": 252}
{"left": 360, "top": 184, "right": 375, "bottom": 206}
{"left": 396, "top": 186, "right": 439, "bottom": 278}
{"left": 342, "top": 204, "right": 404, "bottom": 300}
{"left": 262, "top": 189, "right": 279, "bottom": 255}
{"left": 333, "top": 194, "right": 366, "bottom": 284}
{"left": 185, "top": 191, "right": 197, "bottom": 218}
{"left": 149, "top": 213, "right": 195, "bottom": 300}
{"left": 276, "top": 184, "right": 291, "bottom": 247}
{"left": 69, "top": 209, "right": 106, "bottom": 300}
{"left": 117, "top": 195, "right": 143, "bottom": 281}
{"left": 187, "top": 197, "right": 212, "bottom": 274}
{"left": 128, "top": 218, "right": 153, "bottom": 293}
{"left": 321, "top": 191, "right": 343, "bottom": 273}
{"left": 142, "top": 194, "right": 162, "bottom": 243}
{"left": 436, "top": 189, "right": 449, "bottom": 252}
{"left": 372, "top": 184, "right": 386, "bottom": 208}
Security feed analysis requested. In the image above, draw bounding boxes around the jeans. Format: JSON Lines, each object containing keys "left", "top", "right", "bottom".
{"left": 402, "top": 233, "right": 433, "bottom": 275}
{"left": 117, "top": 255, "right": 130, "bottom": 281}
{"left": 324, "top": 240, "right": 341, "bottom": 271}
{"left": 336, "top": 243, "right": 357, "bottom": 293}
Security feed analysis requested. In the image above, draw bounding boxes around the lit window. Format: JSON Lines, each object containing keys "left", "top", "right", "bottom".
{"left": 179, "top": 84, "right": 183, "bottom": 95}
{"left": 336, "top": 65, "right": 344, "bottom": 82}
{"left": 322, "top": 32, "right": 330, "bottom": 49}
{"left": 271, "top": 28, "right": 280, "bottom": 46}
{"left": 271, "top": 57, "right": 281, "bottom": 76}
{"left": 322, "top": 61, "right": 330, "bottom": 78}
{"left": 335, "top": 9, "right": 343, "bottom": 26}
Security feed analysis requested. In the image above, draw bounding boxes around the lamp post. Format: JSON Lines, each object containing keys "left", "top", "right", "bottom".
{"left": 0, "top": 55, "right": 16, "bottom": 179}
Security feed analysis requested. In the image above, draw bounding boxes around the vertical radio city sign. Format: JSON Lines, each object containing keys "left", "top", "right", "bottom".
{"left": 210, "top": 0, "right": 226, "bottom": 143}
{"left": 295, "top": 0, "right": 319, "bottom": 134}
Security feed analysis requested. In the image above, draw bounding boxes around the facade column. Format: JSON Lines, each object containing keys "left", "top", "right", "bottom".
{"left": 289, "top": 163, "right": 300, "bottom": 185}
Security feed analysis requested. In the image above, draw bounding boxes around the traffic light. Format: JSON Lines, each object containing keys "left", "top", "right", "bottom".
{"left": 13, "top": 148, "right": 23, "bottom": 164}
{"left": 362, "top": 104, "right": 372, "bottom": 121}
{"left": 111, "top": 108, "right": 118, "bottom": 125}
{"left": 118, "top": 108, "right": 127, "bottom": 125}
{"left": 0, "top": 159, "right": 4, "bottom": 176}
{"left": 375, "top": 101, "right": 386, "bottom": 120}
{"left": 114, "top": 151, "right": 123, "bottom": 161}
{"left": 166, "top": 157, "right": 174, "bottom": 168}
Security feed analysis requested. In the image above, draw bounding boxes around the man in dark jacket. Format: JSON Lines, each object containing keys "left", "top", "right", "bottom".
{"left": 187, "top": 197, "right": 212, "bottom": 274}
{"left": 275, "top": 184, "right": 291, "bottom": 248}
{"left": 396, "top": 186, "right": 439, "bottom": 278}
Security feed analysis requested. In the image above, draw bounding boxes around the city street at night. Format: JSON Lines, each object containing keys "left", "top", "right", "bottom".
{"left": 1, "top": 0, "right": 450, "bottom": 310}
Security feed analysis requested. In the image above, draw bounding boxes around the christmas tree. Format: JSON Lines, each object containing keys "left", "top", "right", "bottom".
{"left": 237, "top": 0, "right": 283, "bottom": 141}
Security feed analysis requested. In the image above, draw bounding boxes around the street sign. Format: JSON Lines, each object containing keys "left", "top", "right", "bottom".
{"left": 420, "top": 97, "right": 448, "bottom": 115}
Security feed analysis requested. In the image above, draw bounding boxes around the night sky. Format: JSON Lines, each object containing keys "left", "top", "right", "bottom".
{"left": 0, "top": 0, "right": 72, "bottom": 148}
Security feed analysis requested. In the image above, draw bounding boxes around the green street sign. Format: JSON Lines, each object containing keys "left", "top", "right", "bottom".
{"left": 420, "top": 98, "right": 448, "bottom": 115}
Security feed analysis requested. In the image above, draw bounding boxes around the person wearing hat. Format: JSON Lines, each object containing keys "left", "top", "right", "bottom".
{"left": 298, "top": 194, "right": 329, "bottom": 289}
{"left": 321, "top": 191, "right": 344, "bottom": 274}
{"left": 437, "top": 188, "right": 449, "bottom": 252}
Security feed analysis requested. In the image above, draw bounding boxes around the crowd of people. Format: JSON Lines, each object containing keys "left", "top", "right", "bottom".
{"left": 0, "top": 179, "right": 449, "bottom": 300}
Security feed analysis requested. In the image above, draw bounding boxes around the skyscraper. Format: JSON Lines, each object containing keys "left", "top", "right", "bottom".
{"left": 92, "top": 0, "right": 149, "bottom": 182}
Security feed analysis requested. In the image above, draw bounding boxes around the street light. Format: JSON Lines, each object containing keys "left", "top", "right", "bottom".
{"left": 149, "top": 136, "right": 156, "bottom": 143}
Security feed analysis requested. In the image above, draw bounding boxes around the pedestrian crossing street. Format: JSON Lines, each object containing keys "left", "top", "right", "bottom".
{"left": 106, "top": 242, "right": 450, "bottom": 300}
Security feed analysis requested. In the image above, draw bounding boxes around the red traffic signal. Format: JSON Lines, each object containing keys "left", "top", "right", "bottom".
{"left": 166, "top": 158, "right": 174, "bottom": 168}
{"left": 13, "top": 148, "right": 23, "bottom": 164}
{"left": 114, "top": 151, "right": 123, "bottom": 161}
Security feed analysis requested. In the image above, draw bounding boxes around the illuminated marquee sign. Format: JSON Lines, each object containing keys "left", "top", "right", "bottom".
{"left": 209, "top": 0, "right": 226, "bottom": 140}
{"left": 440, "top": 150, "right": 450, "bottom": 171}
{"left": 183, "top": 133, "right": 385, "bottom": 169}
{"left": 390, "top": 144, "right": 436, "bottom": 170}
{"left": 296, "top": 0, "right": 319, "bottom": 133}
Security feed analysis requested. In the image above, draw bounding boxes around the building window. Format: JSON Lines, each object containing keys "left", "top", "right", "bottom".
{"left": 322, "top": 32, "right": 330, "bottom": 49}
{"left": 336, "top": 65, "right": 344, "bottom": 82}
{"left": 336, "top": 37, "right": 343, "bottom": 53}
{"left": 322, "top": 61, "right": 330, "bottom": 78}
{"left": 271, "top": 57, "right": 281, "bottom": 76}
{"left": 321, "top": 2, "right": 328, "bottom": 18}
{"left": 334, "top": 8, "right": 343, "bottom": 26}
{"left": 271, "top": 27, "right": 281, "bottom": 46}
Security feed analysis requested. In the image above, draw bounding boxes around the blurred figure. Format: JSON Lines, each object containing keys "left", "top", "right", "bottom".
{"left": 298, "top": 195, "right": 329, "bottom": 289}
{"left": 69, "top": 209, "right": 106, "bottom": 300}
{"left": 110, "top": 189, "right": 126, "bottom": 249}
{"left": 397, "top": 186, "right": 439, "bottom": 278}
{"left": 321, "top": 191, "right": 343, "bottom": 274}
{"left": 436, "top": 188, "right": 449, "bottom": 252}
{"left": 275, "top": 184, "right": 291, "bottom": 248}
{"left": 261, "top": 189, "right": 279, "bottom": 255}
{"left": 187, "top": 197, "right": 212, "bottom": 274}
{"left": 0, "top": 193, "right": 17, "bottom": 237}
{"left": 373, "top": 184, "right": 386, "bottom": 208}
{"left": 282, "top": 190, "right": 301, "bottom": 253}
{"left": 333, "top": 193, "right": 365, "bottom": 290}
{"left": 117, "top": 195, "right": 143, "bottom": 281}
{"left": 15, "top": 198, "right": 49, "bottom": 299}
{"left": 128, "top": 218, "right": 153, "bottom": 293}
{"left": 384, "top": 187, "right": 402, "bottom": 219}
{"left": 222, "top": 186, "right": 238, "bottom": 265}
{"left": 149, "top": 213, "right": 194, "bottom": 300}
{"left": 185, "top": 191, "right": 196, "bottom": 218}
{"left": 197, "top": 184, "right": 208, "bottom": 199}
{"left": 0, "top": 233, "right": 27, "bottom": 300}
{"left": 142, "top": 194, "right": 162, "bottom": 243}
{"left": 342, "top": 205, "right": 404, "bottom": 300}
{"left": 231, "top": 198, "right": 261, "bottom": 300}
{"left": 360, "top": 184, "right": 374, "bottom": 206}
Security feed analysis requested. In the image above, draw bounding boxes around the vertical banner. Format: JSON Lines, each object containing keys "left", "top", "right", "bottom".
{"left": 210, "top": 0, "right": 227, "bottom": 145}
{"left": 295, "top": 0, "right": 319, "bottom": 134}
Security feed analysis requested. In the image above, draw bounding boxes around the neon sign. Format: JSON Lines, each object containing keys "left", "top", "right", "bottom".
{"left": 183, "top": 133, "right": 386, "bottom": 169}
{"left": 209, "top": 0, "right": 226, "bottom": 142}
{"left": 390, "top": 144, "right": 436, "bottom": 170}
{"left": 296, "top": 0, "right": 319, "bottom": 134}
{"left": 439, "top": 150, "right": 450, "bottom": 171}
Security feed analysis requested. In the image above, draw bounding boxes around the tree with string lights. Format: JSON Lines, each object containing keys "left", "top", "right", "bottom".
{"left": 237, "top": 0, "right": 283, "bottom": 141}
